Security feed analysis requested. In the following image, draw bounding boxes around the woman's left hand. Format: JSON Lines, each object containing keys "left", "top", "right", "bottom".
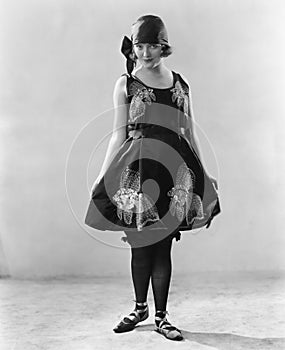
{"left": 208, "top": 174, "right": 218, "bottom": 190}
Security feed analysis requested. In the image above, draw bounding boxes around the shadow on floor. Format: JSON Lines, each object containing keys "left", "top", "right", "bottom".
{"left": 135, "top": 324, "right": 285, "bottom": 349}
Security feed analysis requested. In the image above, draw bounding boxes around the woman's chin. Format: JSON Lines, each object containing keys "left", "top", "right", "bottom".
{"left": 142, "top": 61, "right": 161, "bottom": 69}
{"left": 137, "top": 59, "right": 162, "bottom": 69}
{"left": 142, "top": 61, "right": 153, "bottom": 67}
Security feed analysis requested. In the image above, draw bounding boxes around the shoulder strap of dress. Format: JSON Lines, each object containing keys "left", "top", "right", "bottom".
{"left": 172, "top": 70, "right": 178, "bottom": 80}
{"left": 175, "top": 72, "right": 189, "bottom": 89}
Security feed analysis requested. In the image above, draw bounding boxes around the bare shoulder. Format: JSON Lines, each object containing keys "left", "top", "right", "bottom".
{"left": 113, "top": 74, "right": 128, "bottom": 105}
{"left": 114, "top": 74, "right": 128, "bottom": 92}
{"left": 115, "top": 74, "right": 128, "bottom": 87}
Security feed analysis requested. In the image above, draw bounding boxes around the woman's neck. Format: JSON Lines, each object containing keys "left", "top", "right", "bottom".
{"left": 132, "top": 63, "right": 173, "bottom": 89}
{"left": 134, "top": 62, "right": 170, "bottom": 78}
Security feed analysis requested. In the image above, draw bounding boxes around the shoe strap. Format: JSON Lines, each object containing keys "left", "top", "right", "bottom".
{"left": 155, "top": 311, "right": 179, "bottom": 331}
{"left": 136, "top": 307, "right": 148, "bottom": 313}
{"left": 123, "top": 305, "right": 148, "bottom": 323}
{"left": 156, "top": 319, "right": 181, "bottom": 333}
{"left": 155, "top": 310, "right": 169, "bottom": 321}
{"left": 155, "top": 310, "right": 169, "bottom": 315}
{"left": 132, "top": 299, "right": 148, "bottom": 306}
{"left": 132, "top": 299, "right": 148, "bottom": 312}
{"left": 124, "top": 311, "right": 140, "bottom": 322}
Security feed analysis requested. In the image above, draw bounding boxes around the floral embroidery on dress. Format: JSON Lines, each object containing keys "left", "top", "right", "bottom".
{"left": 129, "top": 81, "right": 156, "bottom": 123}
{"left": 170, "top": 80, "right": 189, "bottom": 117}
{"left": 112, "top": 165, "right": 160, "bottom": 231}
{"left": 128, "top": 129, "right": 144, "bottom": 139}
{"left": 167, "top": 162, "right": 204, "bottom": 225}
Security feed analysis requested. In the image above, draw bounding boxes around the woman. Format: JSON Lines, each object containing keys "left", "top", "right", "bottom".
{"left": 85, "top": 14, "right": 221, "bottom": 341}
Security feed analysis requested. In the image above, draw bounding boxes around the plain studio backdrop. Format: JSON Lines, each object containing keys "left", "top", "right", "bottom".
{"left": 0, "top": 0, "right": 284, "bottom": 278}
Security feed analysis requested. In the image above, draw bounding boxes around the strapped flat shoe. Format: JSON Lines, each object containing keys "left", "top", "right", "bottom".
{"left": 155, "top": 311, "right": 183, "bottom": 341}
{"left": 113, "top": 301, "right": 149, "bottom": 333}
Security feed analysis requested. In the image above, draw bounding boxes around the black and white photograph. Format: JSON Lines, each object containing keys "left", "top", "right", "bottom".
{"left": 0, "top": 0, "right": 284, "bottom": 349}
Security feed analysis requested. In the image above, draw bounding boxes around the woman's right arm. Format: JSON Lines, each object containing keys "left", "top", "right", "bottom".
{"left": 90, "top": 75, "right": 128, "bottom": 193}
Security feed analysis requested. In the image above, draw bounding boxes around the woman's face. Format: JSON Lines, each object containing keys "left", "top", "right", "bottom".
{"left": 133, "top": 43, "right": 163, "bottom": 69}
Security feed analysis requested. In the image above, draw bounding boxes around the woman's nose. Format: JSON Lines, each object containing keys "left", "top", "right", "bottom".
{"left": 142, "top": 47, "right": 151, "bottom": 56}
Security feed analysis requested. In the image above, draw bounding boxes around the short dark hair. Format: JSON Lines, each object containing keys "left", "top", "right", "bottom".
{"left": 130, "top": 44, "right": 173, "bottom": 60}
{"left": 161, "top": 44, "right": 173, "bottom": 57}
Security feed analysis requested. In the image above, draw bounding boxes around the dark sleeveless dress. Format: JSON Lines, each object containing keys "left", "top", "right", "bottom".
{"left": 84, "top": 71, "right": 221, "bottom": 244}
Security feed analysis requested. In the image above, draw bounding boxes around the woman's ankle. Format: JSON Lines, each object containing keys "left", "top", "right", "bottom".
{"left": 155, "top": 310, "right": 168, "bottom": 326}
{"left": 136, "top": 301, "right": 147, "bottom": 305}
{"left": 134, "top": 300, "right": 148, "bottom": 308}
{"left": 155, "top": 309, "right": 167, "bottom": 316}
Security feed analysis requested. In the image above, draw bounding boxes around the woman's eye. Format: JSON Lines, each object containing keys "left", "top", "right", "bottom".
{"left": 135, "top": 44, "right": 160, "bottom": 50}
{"left": 151, "top": 44, "right": 161, "bottom": 49}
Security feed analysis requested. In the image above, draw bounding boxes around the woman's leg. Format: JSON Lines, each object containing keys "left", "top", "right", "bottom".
{"left": 151, "top": 234, "right": 174, "bottom": 311}
{"left": 130, "top": 242, "right": 153, "bottom": 303}
{"left": 151, "top": 233, "right": 184, "bottom": 341}
{"left": 123, "top": 229, "right": 155, "bottom": 302}
{"left": 113, "top": 231, "right": 152, "bottom": 333}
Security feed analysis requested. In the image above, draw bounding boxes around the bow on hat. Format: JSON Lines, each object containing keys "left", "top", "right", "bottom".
{"left": 121, "top": 35, "right": 134, "bottom": 75}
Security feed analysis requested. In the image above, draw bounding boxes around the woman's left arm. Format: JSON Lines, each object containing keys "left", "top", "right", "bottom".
{"left": 180, "top": 73, "right": 218, "bottom": 189}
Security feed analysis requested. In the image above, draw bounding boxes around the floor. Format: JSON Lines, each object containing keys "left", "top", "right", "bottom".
{"left": 0, "top": 271, "right": 285, "bottom": 350}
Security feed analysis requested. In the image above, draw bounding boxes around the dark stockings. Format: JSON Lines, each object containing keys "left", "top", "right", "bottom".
{"left": 129, "top": 234, "right": 173, "bottom": 311}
